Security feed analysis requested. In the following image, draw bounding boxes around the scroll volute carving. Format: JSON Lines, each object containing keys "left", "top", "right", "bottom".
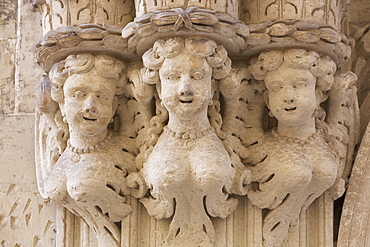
{"left": 244, "top": 49, "right": 358, "bottom": 246}
{"left": 36, "top": 53, "right": 136, "bottom": 246}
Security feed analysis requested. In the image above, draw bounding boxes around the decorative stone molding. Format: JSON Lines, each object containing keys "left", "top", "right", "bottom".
{"left": 32, "top": 0, "right": 134, "bottom": 34}
{"left": 35, "top": 23, "right": 135, "bottom": 72}
{"left": 240, "top": 0, "right": 350, "bottom": 31}
{"left": 122, "top": 7, "right": 250, "bottom": 56}
{"left": 242, "top": 19, "right": 351, "bottom": 66}
{"left": 134, "top": 0, "right": 238, "bottom": 19}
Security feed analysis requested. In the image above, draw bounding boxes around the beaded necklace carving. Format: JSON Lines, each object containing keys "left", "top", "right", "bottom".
{"left": 67, "top": 131, "right": 112, "bottom": 163}
{"left": 163, "top": 126, "right": 213, "bottom": 140}
{"left": 163, "top": 126, "right": 214, "bottom": 149}
{"left": 272, "top": 128, "right": 320, "bottom": 146}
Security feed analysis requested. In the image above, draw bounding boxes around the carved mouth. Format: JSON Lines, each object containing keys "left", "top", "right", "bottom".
{"left": 284, "top": 107, "right": 297, "bottom": 112}
{"left": 83, "top": 116, "right": 97, "bottom": 121}
{"left": 180, "top": 100, "right": 193, "bottom": 104}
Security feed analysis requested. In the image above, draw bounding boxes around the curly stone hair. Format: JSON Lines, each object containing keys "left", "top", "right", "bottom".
{"left": 136, "top": 37, "right": 234, "bottom": 168}
{"left": 46, "top": 54, "right": 127, "bottom": 162}
{"left": 49, "top": 53, "right": 127, "bottom": 103}
{"left": 249, "top": 49, "right": 337, "bottom": 126}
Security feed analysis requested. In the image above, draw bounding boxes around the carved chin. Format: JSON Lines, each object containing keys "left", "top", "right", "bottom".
{"left": 74, "top": 121, "right": 107, "bottom": 136}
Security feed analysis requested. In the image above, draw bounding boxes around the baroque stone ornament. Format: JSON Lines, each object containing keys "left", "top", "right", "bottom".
{"left": 33, "top": 0, "right": 361, "bottom": 246}
{"left": 127, "top": 36, "right": 249, "bottom": 246}
{"left": 36, "top": 53, "right": 136, "bottom": 246}
{"left": 246, "top": 49, "right": 358, "bottom": 246}
{"left": 122, "top": 6, "right": 250, "bottom": 56}
{"left": 32, "top": 0, "right": 134, "bottom": 34}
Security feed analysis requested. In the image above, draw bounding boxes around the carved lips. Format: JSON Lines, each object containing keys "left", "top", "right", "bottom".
{"left": 179, "top": 96, "right": 193, "bottom": 104}
{"left": 284, "top": 107, "right": 297, "bottom": 112}
{"left": 83, "top": 115, "right": 98, "bottom": 121}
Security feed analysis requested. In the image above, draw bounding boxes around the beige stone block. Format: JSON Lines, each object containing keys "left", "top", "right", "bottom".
{"left": 0, "top": 0, "right": 17, "bottom": 39}
{"left": 0, "top": 115, "right": 56, "bottom": 245}
{"left": 0, "top": 183, "right": 56, "bottom": 246}
{"left": 0, "top": 115, "right": 36, "bottom": 183}
{"left": 0, "top": 39, "right": 15, "bottom": 114}
{"left": 16, "top": 1, "right": 44, "bottom": 114}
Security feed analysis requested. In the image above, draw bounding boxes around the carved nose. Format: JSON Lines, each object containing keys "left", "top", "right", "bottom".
{"left": 284, "top": 98, "right": 295, "bottom": 103}
{"left": 84, "top": 97, "right": 97, "bottom": 113}
{"left": 283, "top": 88, "right": 295, "bottom": 103}
{"left": 179, "top": 82, "right": 194, "bottom": 96}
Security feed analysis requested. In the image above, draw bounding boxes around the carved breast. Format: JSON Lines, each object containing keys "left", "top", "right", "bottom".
{"left": 44, "top": 136, "right": 135, "bottom": 203}
{"left": 303, "top": 136, "right": 338, "bottom": 191}
{"left": 141, "top": 129, "right": 238, "bottom": 245}
{"left": 143, "top": 130, "right": 235, "bottom": 198}
{"left": 248, "top": 132, "right": 338, "bottom": 210}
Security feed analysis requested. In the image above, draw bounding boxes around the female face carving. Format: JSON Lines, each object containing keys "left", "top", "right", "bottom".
{"left": 62, "top": 68, "right": 116, "bottom": 136}
{"left": 159, "top": 50, "right": 213, "bottom": 119}
{"left": 264, "top": 63, "right": 317, "bottom": 126}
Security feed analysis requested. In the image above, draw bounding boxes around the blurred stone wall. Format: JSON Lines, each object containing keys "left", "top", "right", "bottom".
{"left": 0, "top": 0, "right": 56, "bottom": 245}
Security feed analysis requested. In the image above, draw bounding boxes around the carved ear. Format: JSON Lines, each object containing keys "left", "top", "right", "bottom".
{"left": 263, "top": 90, "right": 270, "bottom": 109}
{"left": 112, "top": 96, "right": 118, "bottom": 117}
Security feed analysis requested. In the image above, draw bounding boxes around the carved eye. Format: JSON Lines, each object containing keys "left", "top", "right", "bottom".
{"left": 192, "top": 72, "right": 203, "bottom": 80}
{"left": 73, "top": 91, "right": 86, "bottom": 100}
{"left": 270, "top": 85, "right": 282, "bottom": 92}
{"left": 97, "top": 93, "right": 109, "bottom": 101}
{"left": 167, "top": 73, "right": 180, "bottom": 81}
{"left": 294, "top": 81, "right": 306, "bottom": 89}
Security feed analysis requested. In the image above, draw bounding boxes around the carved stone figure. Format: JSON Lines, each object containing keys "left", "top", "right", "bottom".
{"left": 129, "top": 36, "right": 244, "bottom": 246}
{"left": 37, "top": 53, "right": 135, "bottom": 246}
{"left": 30, "top": 0, "right": 362, "bottom": 245}
{"left": 246, "top": 49, "right": 357, "bottom": 246}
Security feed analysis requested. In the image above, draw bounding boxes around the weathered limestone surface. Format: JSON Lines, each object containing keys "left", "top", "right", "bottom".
{"left": 16, "top": 1, "right": 44, "bottom": 114}
{"left": 1, "top": 0, "right": 370, "bottom": 246}
{"left": 0, "top": 38, "right": 16, "bottom": 114}
{"left": 337, "top": 122, "right": 370, "bottom": 246}
{"left": 0, "top": 115, "right": 56, "bottom": 245}
{"left": 0, "top": 0, "right": 57, "bottom": 245}
{"left": 0, "top": 0, "right": 17, "bottom": 38}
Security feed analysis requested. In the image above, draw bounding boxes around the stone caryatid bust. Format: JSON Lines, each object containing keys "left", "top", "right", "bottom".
{"left": 245, "top": 49, "right": 358, "bottom": 246}
{"left": 32, "top": 0, "right": 360, "bottom": 245}
{"left": 127, "top": 36, "right": 248, "bottom": 246}
{"left": 36, "top": 53, "right": 136, "bottom": 246}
